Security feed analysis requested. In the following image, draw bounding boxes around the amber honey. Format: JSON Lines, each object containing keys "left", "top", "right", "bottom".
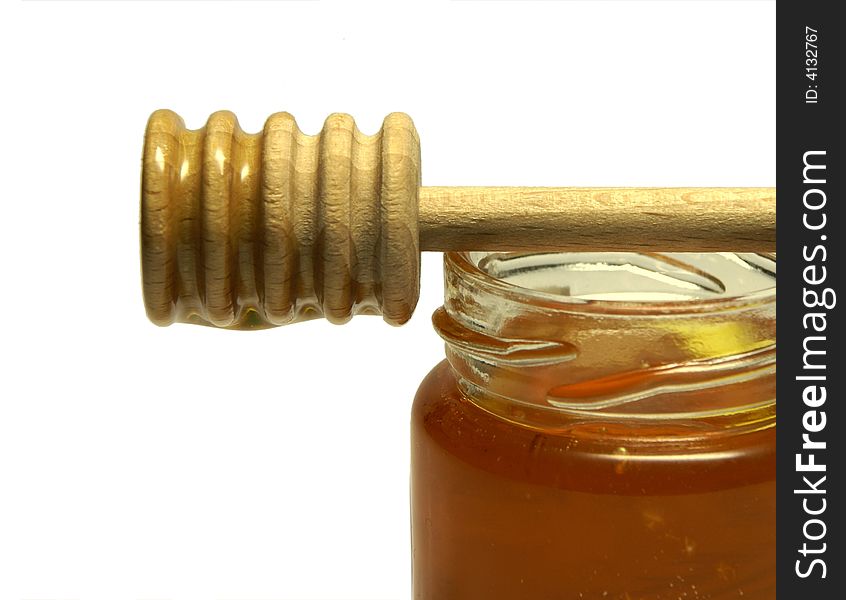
{"left": 411, "top": 252, "right": 776, "bottom": 600}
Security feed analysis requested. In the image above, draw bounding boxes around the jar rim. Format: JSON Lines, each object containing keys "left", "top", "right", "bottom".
{"left": 446, "top": 251, "right": 776, "bottom": 317}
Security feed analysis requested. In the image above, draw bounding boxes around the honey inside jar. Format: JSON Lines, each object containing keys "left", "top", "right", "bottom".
{"left": 411, "top": 252, "right": 776, "bottom": 600}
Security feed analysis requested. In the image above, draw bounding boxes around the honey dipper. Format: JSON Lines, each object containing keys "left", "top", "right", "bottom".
{"left": 141, "top": 110, "right": 775, "bottom": 328}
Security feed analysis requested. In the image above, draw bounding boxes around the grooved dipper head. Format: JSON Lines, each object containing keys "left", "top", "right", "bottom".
{"left": 141, "top": 110, "right": 422, "bottom": 328}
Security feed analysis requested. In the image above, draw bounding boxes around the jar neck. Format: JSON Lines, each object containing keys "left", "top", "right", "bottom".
{"left": 434, "top": 252, "right": 776, "bottom": 436}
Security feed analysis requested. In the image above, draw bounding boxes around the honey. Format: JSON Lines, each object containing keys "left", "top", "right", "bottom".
{"left": 411, "top": 252, "right": 776, "bottom": 599}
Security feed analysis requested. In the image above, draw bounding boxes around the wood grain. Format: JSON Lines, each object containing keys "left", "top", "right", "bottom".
{"left": 419, "top": 187, "right": 775, "bottom": 252}
{"left": 141, "top": 110, "right": 420, "bottom": 328}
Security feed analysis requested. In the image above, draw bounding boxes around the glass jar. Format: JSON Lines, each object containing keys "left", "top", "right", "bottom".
{"left": 411, "top": 252, "right": 776, "bottom": 600}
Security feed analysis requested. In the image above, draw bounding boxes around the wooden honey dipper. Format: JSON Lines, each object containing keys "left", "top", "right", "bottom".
{"left": 141, "top": 110, "right": 776, "bottom": 329}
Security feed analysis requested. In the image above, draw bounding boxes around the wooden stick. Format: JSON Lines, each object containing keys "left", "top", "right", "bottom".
{"left": 419, "top": 187, "right": 775, "bottom": 252}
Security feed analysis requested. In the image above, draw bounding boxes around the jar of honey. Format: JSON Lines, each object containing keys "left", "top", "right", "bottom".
{"left": 411, "top": 252, "right": 776, "bottom": 599}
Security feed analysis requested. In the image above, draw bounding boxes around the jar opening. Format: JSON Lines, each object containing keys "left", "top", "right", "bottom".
{"left": 453, "top": 252, "right": 775, "bottom": 314}
{"left": 436, "top": 252, "right": 776, "bottom": 434}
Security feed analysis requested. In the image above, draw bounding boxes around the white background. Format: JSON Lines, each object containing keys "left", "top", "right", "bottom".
{"left": 0, "top": 1, "right": 773, "bottom": 599}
